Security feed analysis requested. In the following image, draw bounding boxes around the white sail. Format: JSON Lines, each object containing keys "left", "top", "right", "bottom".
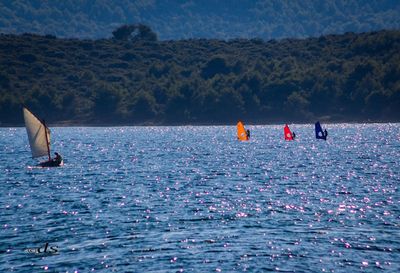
{"left": 23, "top": 107, "right": 50, "bottom": 158}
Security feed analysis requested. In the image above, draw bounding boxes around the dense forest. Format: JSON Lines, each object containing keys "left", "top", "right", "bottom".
{"left": 0, "top": 0, "right": 400, "bottom": 40}
{"left": 0, "top": 28, "right": 399, "bottom": 125}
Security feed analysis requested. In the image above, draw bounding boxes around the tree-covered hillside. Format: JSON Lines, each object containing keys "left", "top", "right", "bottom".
{"left": 0, "top": 0, "right": 400, "bottom": 40}
{"left": 0, "top": 29, "right": 399, "bottom": 125}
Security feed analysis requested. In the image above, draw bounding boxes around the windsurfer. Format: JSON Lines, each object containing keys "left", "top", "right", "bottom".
{"left": 292, "top": 132, "right": 296, "bottom": 140}
{"left": 246, "top": 129, "right": 250, "bottom": 140}
{"left": 324, "top": 129, "right": 328, "bottom": 140}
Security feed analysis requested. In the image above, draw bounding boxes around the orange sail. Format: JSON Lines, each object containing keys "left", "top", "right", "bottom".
{"left": 284, "top": 124, "right": 294, "bottom": 141}
{"left": 237, "top": 121, "right": 248, "bottom": 141}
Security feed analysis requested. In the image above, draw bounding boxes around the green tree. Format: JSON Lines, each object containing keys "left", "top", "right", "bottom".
{"left": 92, "top": 82, "right": 122, "bottom": 122}
{"left": 112, "top": 24, "right": 157, "bottom": 42}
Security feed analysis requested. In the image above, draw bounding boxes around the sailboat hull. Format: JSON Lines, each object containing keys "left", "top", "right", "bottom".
{"left": 38, "top": 160, "right": 63, "bottom": 167}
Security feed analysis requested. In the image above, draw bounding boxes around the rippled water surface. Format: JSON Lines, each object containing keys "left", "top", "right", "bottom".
{"left": 0, "top": 124, "right": 399, "bottom": 272}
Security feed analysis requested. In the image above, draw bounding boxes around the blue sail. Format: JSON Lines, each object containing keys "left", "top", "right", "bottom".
{"left": 315, "top": 121, "right": 326, "bottom": 140}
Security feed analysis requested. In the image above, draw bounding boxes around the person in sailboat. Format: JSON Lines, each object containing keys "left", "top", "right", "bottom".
{"left": 246, "top": 129, "right": 250, "bottom": 140}
{"left": 53, "top": 152, "right": 63, "bottom": 165}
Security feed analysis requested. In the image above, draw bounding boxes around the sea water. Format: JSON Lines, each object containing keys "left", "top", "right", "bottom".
{"left": 0, "top": 124, "right": 399, "bottom": 272}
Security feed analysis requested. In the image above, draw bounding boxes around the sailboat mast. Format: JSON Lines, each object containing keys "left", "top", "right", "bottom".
{"left": 42, "top": 119, "right": 51, "bottom": 161}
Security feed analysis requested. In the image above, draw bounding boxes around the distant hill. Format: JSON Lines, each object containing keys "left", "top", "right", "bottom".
{"left": 0, "top": 0, "right": 400, "bottom": 40}
{"left": 0, "top": 29, "right": 399, "bottom": 125}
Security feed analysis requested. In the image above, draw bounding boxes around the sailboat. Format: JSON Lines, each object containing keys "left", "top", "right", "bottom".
{"left": 23, "top": 107, "right": 63, "bottom": 167}
{"left": 237, "top": 121, "right": 249, "bottom": 141}
{"left": 284, "top": 124, "right": 295, "bottom": 141}
{"left": 315, "top": 121, "right": 327, "bottom": 140}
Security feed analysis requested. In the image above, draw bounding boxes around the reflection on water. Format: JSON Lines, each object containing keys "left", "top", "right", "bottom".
{"left": 0, "top": 124, "right": 399, "bottom": 272}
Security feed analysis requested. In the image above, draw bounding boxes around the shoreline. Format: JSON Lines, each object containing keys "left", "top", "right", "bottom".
{"left": 2, "top": 121, "right": 399, "bottom": 128}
